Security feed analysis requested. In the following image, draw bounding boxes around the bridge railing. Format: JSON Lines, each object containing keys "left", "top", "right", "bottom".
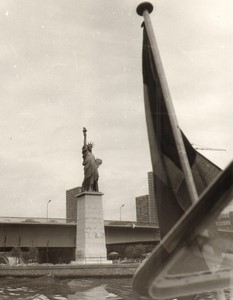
{"left": 0, "top": 216, "right": 75, "bottom": 224}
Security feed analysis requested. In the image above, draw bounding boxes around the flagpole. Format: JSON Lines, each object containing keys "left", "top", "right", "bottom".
{"left": 137, "top": 2, "right": 198, "bottom": 205}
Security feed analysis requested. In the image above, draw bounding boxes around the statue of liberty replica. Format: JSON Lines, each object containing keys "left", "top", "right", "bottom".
{"left": 74, "top": 128, "right": 107, "bottom": 264}
{"left": 81, "top": 127, "right": 102, "bottom": 192}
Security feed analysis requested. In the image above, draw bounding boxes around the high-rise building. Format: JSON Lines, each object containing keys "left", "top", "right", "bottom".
{"left": 147, "top": 171, "right": 159, "bottom": 225}
{"left": 135, "top": 172, "right": 159, "bottom": 225}
{"left": 66, "top": 187, "right": 82, "bottom": 222}
{"left": 136, "top": 195, "right": 150, "bottom": 223}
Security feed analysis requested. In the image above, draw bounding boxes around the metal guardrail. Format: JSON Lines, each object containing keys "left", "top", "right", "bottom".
{"left": 0, "top": 216, "right": 75, "bottom": 224}
{"left": 0, "top": 217, "right": 159, "bottom": 227}
{"left": 0, "top": 217, "right": 161, "bottom": 231}
{"left": 1, "top": 216, "right": 229, "bottom": 229}
{"left": 104, "top": 219, "right": 159, "bottom": 228}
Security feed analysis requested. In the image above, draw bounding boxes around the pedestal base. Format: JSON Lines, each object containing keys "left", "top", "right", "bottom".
{"left": 75, "top": 192, "right": 108, "bottom": 264}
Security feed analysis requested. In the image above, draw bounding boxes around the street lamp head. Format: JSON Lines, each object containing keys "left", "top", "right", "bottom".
{"left": 120, "top": 204, "right": 125, "bottom": 221}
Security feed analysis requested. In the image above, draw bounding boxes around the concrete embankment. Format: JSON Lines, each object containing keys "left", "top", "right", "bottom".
{"left": 0, "top": 263, "right": 139, "bottom": 278}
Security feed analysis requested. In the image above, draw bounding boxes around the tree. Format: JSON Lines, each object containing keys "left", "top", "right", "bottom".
{"left": 10, "top": 247, "right": 22, "bottom": 264}
{"left": 124, "top": 244, "right": 146, "bottom": 261}
{"left": 124, "top": 245, "right": 136, "bottom": 260}
{"left": 134, "top": 244, "right": 145, "bottom": 259}
{"left": 28, "top": 247, "right": 39, "bottom": 262}
{"left": 10, "top": 247, "right": 21, "bottom": 257}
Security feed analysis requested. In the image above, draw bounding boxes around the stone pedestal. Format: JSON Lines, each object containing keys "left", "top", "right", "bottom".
{"left": 74, "top": 192, "right": 109, "bottom": 264}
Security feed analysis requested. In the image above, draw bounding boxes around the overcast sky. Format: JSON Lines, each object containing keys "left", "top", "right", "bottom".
{"left": 0, "top": 0, "right": 232, "bottom": 221}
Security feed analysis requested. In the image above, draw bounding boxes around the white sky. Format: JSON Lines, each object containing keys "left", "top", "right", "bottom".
{"left": 0, "top": 0, "right": 232, "bottom": 221}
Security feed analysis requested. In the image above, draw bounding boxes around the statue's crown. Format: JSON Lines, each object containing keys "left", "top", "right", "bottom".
{"left": 87, "top": 141, "right": 94, "bottom": 148}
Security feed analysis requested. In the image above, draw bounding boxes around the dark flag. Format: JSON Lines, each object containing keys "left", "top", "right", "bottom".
{"left": 142, "top": 25, "right": 221, "bottom": 238}
{"left": 134, "top": 4, "right": 231, "bottom": 298}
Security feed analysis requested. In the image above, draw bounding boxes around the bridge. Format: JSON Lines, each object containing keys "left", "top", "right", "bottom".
{"left": 2, "top": 213, "right": 233, "bottom": 249}
{"left": 2, "top": 213, "right": 233, "bottom": 263}
{"left": 0, "top": 216, "right": 160, "bottom": 263}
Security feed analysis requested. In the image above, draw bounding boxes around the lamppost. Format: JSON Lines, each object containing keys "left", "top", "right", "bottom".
{"left": 120, "top": 204, "right": 125, "bottom": 221}
{"left": 47, "top": 200, "right": 51, "bottom": 221}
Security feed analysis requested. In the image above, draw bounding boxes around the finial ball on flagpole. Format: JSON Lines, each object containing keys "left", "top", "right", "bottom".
{"left": 136, "top": 2, "right": 154, "bottom": 16}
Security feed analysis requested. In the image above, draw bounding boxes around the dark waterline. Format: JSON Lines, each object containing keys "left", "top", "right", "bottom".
{"left": 0, "top": 276, "right": 149, "bottom": 300}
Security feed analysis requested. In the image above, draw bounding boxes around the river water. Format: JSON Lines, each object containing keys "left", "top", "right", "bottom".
{"left": 0, "top": 276, "right": 231, "bottom": 300}
{"left": 0, "top": 277, "right": 148, "bottom": 300}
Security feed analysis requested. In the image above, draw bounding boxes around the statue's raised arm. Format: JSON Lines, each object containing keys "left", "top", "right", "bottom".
{"left": 83, "top": 127, "right": 87, "bottom": 149}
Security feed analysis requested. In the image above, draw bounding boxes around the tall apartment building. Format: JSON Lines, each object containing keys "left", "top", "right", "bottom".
{"left": 147, "top": 171, "right": 159, "bottom": 225}
{"left": 135, "top": 172, "right": 159, "bottom": 225}
{"left": 66, "top": 186, "right": 82, "bottom": 222}
{"left": 136, "top": 195, "right": 150, "bottom": 222}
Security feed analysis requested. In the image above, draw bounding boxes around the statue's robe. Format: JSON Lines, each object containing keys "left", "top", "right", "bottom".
{"left": 82, "top": 148, "right": 99, "bottom": 191}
